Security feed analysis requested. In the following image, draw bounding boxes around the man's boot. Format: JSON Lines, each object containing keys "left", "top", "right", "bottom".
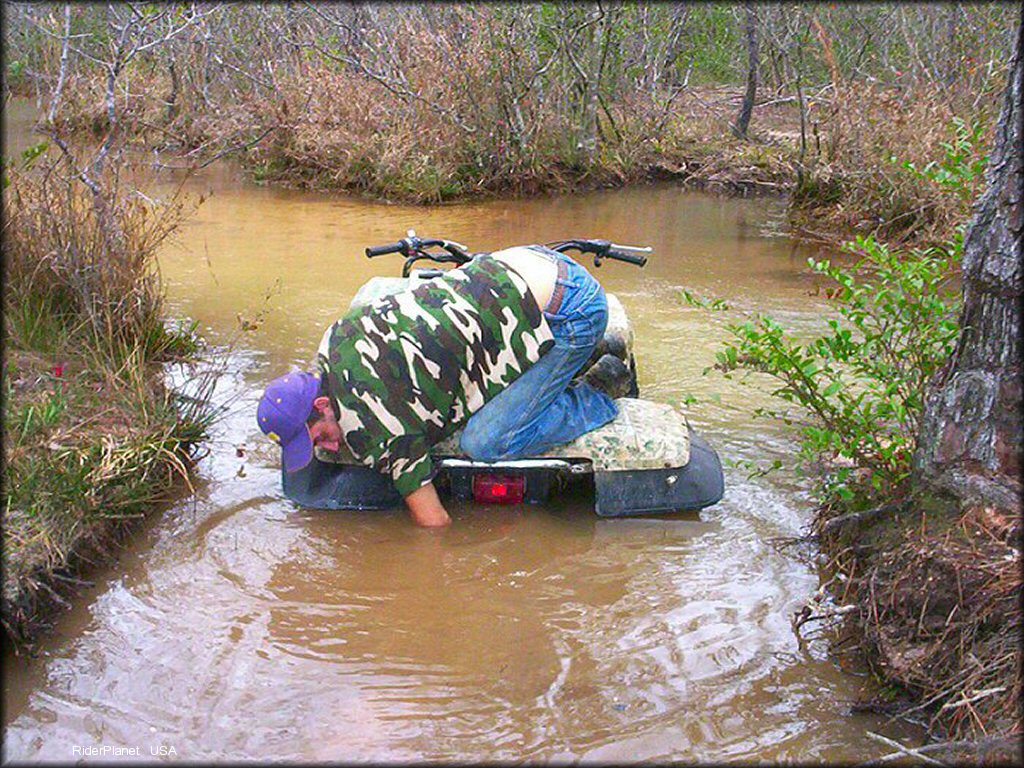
{"left": 579, "top": 353, "right": 632, "bottom": 399}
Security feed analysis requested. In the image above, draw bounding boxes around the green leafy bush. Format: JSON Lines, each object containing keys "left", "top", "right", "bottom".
{"left": 686, "top": 233, "right": 961, "bottom": 504}
{"left": 899, "top": 117, "right": 988, "bottom": 202}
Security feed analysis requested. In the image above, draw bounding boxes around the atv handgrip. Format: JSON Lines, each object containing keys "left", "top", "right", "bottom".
{"left": 365, "top": 242, "right": 405, "bottom": 258}
{"left": 606, "top": 249, "right": 648, "bottom": 266}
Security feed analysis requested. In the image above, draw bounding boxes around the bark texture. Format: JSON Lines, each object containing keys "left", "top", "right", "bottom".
{"left": 914, "top": 16, "right": 1023, "bottom": 512}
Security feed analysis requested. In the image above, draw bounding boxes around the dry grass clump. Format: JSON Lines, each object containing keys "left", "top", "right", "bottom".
{"left": 4, "top": 158, "right": 192, "bottom": 360}
{"left": 790, "top": 80, "right": 996, "bottom": 246}
{"left": 2, "top": 157, "right": 210, "bottom": 646}
{"left": 230, "top": 66, "right": 799, "bottom": 203}
{"left": 866, "top": 515, "right": 1020, "bottom": 739}
{"left": 237, "top": 57, "right": 595, "bottom": 202}
{"left": 571, "top": 87, "right": 795, "bottom": 192}
{"left": 32, "top": 69, "right": 151, "bottom": 143}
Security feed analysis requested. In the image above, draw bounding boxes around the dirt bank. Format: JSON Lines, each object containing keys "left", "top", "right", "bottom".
{"left": 1, "top": 349, "right": 209, "bottom": 650}
{"left": 814, "top": 491, "right": 1022, "bottom": 761}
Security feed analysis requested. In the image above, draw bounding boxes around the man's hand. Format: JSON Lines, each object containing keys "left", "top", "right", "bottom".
{"left": 404, "top": 482, "right": 451, "bottom": 527}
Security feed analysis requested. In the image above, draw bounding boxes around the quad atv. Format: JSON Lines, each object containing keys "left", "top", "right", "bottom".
{"left": 283, "top": 232, "right": 724, "bottom": 517}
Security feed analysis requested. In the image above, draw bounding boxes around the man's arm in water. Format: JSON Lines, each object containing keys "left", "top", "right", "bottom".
{"left": 404, "top": 481, "right": 451, "bottom": 527}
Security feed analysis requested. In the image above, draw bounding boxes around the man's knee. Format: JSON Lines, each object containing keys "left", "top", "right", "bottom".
{"left": 459, "top": 424, "right": 507, "bottom": 463}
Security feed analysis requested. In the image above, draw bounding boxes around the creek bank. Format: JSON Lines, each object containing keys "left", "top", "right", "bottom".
{"left": 812, "top": 490, "right": 1021, "bottom": 761}
{"left": 215, "top": 94, "right": 977, "bottom": 252}
{"left": 216, "top": 79, "right": 993, "bottom": 250}
{"left": 1, "top": 160, "right": 214, "bottom": 650}
{"left": 238, "top": 128, "right": 795, "bottom": 206}
{"left": 1, "top": 349, "right": 209, "bottom": 650}
{"left": 25, "top": 72, "right": 990, "bottom": 249}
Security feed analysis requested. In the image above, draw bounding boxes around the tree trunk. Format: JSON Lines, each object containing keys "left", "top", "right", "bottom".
{"left": 914, "top": 14, "right": 1023, "bottom": 513}
{"left": 164, "top": 59, "right": 179, "bottom": 124}
{"left": 732, "top": 3, "right": 758, "bottom": 139}
{"left": 578, "top": 3, "right": 605, "bottom": 163}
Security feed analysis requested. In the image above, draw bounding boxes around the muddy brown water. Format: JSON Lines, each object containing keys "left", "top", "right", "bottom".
{"left": 3, "top": 101, "right": 925, "bottom": 762}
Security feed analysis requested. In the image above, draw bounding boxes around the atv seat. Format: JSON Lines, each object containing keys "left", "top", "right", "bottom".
{"left": 316, "top": 397, "right": 689, "bottom": 471}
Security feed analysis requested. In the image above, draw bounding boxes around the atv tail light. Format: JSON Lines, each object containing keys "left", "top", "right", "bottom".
{"left": 471, "top": 474, "right": 525, "bottom": 504}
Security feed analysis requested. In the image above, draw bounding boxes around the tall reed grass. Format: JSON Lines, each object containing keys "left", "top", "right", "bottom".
{"left": 2, "top": 154, "right": 213, "bottom": 645}
{"left": 3, "top": 157, "right": 192, "bottom": 356}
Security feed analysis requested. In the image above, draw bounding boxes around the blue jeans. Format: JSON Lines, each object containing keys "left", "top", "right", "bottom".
{"left": 459, "top": 247, "right": 619, "bottom": 462}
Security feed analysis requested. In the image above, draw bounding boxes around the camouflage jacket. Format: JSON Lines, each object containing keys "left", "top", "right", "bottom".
{"left": 316, "top": 256, "right": 554, "bottom": 496}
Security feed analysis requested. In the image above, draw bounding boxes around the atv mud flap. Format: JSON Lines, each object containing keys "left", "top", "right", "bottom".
{"left": 282, "top": 459, "right": 401, "bottom": 511}
{"left": 593, "top": 429, "right": 724, "bottom": 517}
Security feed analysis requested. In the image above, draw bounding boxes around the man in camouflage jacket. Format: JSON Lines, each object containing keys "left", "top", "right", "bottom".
{"left": 257, "top": 245, "right": 625, "bottom": 526}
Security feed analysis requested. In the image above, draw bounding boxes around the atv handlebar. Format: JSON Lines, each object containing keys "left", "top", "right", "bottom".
{"left": 363, "top": 231, "right": 651, "bottom": 275}
{"left": 606, "top": 249, "right": 648, "bottom": 266}
{"left": 547, "top": 239, "right": 650, "bottom": 268}
{"left": 365, "top": 241, "right": 406, "bottom": 258}
{"left": 364, "top": 231, "right": 474, "bottom": 276}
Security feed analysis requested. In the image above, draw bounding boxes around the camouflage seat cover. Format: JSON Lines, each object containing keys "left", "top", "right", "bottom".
{"left": 348, "top": 272, "right": 634, "bottom": 364}
{"left": 317, "top": 397, "right": 691, "bottom": 471}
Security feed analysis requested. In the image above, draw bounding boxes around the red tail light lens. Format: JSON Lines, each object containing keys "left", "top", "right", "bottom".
{"left": 471, "top": 474, "right": 525, "bottom": 504}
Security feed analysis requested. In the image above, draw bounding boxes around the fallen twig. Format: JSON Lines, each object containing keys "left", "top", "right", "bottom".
{"left": 793, "top": 602, "right": 857, "bottom": 632}
{"left": 822, "top": 503, "right": 904, "bottom": 535}
{"left": 864, "top": 734, "right": 1021, "bottom": 765}
{"left": 939, "top": 686, "right": 1007, "bottom": 711}
{"left": 862, "top": 731, "right": 948, "bottom": 766}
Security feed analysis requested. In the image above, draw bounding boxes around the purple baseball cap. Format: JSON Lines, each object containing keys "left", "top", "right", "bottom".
{"left": 256, "top": 371, "right": 322, "bottom": 472}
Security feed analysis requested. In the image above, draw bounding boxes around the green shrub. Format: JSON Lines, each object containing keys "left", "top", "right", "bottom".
{"left": 685, "top": 233, "right": 961, "bottom": 505}
{"left": 898, "top": 117, "right": 989, "bottom": 203}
